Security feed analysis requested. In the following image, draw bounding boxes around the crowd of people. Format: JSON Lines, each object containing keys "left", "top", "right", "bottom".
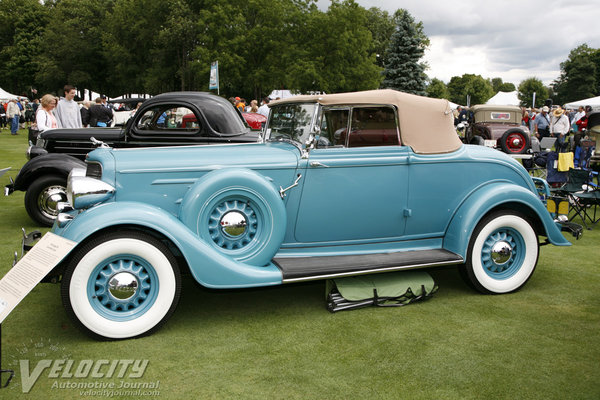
{"left": 454, "top": 102, "right": 595, "bottom": 152}
{"left": 229, "top": 96, "right": 271, "bottom": 118}
{"left": 0, "top": 84, "right": 128, "bottom": 135}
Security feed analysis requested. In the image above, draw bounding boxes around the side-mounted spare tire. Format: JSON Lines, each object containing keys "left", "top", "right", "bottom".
{"left": 179, "top": 168, "right": 287, "bottom": 267}
{"left": 500, "top": 128, "right": 531, "bottom": 154}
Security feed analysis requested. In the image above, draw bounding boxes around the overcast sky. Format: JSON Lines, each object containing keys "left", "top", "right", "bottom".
{"left": 319, "top": 0, "right": 600, "bottom": 87}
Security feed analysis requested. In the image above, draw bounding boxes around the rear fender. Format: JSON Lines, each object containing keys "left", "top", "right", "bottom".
{"left": 444, "top": 182, "right": 571, "bottom": 258}
{"left": 54, "top": 201, "right": 283, "bottom": 288}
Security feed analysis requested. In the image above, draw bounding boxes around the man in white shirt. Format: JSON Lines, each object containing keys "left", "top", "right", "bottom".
{"left": 55, "top": 84, "right": 82, "bottom": 128}
{"left": 257, "top": 97, "right": 270, "bottom": 118}
{"left": 6, "top": 99, "right": 20, "bottom": 135}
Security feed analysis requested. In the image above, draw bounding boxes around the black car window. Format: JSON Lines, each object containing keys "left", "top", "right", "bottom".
{"left": 348, "top": 106, "right": 399, "bottom": 147}
{"left": 318, "top": 108, "right": 350, "bottom": 147}
{"left": 136, "top": 105, "right": 201, "bottom": 133}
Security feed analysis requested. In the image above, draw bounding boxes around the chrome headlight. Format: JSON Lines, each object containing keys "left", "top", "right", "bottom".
{"left": 67, "top": 168, "right": 115, "bottom": 209}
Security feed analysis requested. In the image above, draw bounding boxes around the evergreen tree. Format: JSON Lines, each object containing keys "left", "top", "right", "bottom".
{"left": 381, "top": 10, "right": 427, "bottom": 96}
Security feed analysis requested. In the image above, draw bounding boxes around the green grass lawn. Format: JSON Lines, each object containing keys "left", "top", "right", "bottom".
{"left": 0, "top": 130, "right": 598, "bottom": 399}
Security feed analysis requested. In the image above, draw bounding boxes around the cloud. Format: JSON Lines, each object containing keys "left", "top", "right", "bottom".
{"left": 319, "top": 0, "right": 600, "bottom": 86}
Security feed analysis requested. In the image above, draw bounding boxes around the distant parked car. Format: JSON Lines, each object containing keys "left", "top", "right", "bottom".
{"left": 5, "top": 92, "right": 258, "bottom": 226}
{"left": 242, "top": 112, "right": 267, "bottom": 130}
{"left": 465, "top": 105, "right": 531, "bottom": 154}
{"left": 23, "top": 89, "right": 577, "bottom": 340}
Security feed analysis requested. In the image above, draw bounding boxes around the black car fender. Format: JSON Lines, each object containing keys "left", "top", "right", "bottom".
{"left": 12, "top": 153, "right": 87, "bottom": 192}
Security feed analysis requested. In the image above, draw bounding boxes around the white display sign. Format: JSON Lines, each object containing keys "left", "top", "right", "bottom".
{"left": 0, "top": 233, "right": 76, "bottom": 323}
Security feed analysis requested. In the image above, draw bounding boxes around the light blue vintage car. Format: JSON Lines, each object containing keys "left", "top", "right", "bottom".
{"left": 46, "top": 89, "right": 575, "bottom": 339}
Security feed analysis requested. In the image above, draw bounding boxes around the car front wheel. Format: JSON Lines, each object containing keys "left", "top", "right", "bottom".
{"left": 61, "top": 230, "right": 181, "bottom": 340}
{"left": 24, "top": 174, "right": 67, "bottom": 226}
{"left": 464, "top": 211, "right": 539, "bottom": 294}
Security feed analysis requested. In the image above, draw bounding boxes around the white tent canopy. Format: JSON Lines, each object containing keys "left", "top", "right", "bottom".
{"left": 564, "top": 95, "right": 600, "bottom": 111}
{"left": 486, "top": 91, "right": 520, "bottom": 106}
{"left": 0, "top": 87, "right": 20, "bottom": 100}
{"left": 110, "top": 94, "right": 152, "bottom": 100}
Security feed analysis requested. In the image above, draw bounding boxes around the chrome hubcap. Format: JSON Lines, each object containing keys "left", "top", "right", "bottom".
{"left": 220, "top": 211, "right": 248, "bottom": 238}
{"left": 38, "top": 185, "right": 67, "bottom": 218}
{"left": 108, "top": 272, "right": 139, "bottom": 300}
{"left": 491, "top": 241, "right": 512, "bottom": 265}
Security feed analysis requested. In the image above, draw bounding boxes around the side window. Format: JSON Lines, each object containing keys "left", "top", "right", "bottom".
{"left": 348, "top": 107, "right": 399, "bottom": 147}
{"left": 136, "top": 105, "right": 200, "bottom": 133}
{"left": 318, "top": 108, "right": 349, "bottom": 147}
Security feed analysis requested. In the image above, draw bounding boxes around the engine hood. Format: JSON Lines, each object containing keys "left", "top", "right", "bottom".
{"left": 108, "top": 141, "right": 300, "bottom": 173}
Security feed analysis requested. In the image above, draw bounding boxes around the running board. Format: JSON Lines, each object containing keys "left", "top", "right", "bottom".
{"left": 274, "top": 249, "right": 464, "bottom": 283}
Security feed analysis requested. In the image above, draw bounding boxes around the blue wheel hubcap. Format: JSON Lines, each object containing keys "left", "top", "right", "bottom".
{"left": 208, "top": 199, "right": 259, "bottom": 250}
{"left": 481, "top": 228, "right": 525, "bottom": 279}
{"left": 88, "top": 255, "right": 159, "bottom": 321}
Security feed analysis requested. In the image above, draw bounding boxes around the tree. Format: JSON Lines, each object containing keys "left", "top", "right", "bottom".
{"left": 426, "top": 78, "right": 449, "bottom": 99}
{"left": 36, "top": 0, "right": 113, "bottom": 97}
{"left": 381, "top": 9, "right": 428, "bottom": 95}
{"left": 447, "top": 74, "right": 494, "bottom": 105}
{"left": 552, "top": 44, "right": 597, "bottom": 104}
{"left": 518, "top": 77, "right": 548, "bottom": 108}
{"left": 364, "top": 7, "right": 395, "bottom": 68}
{"left": 307, "top": 0, "right": 382, "bottom": 93}
{"left": 491, "top": 77, "right": 516, "bottom": 93}
{"left": 0, "top": 0, "right": 47, "bottom": 95}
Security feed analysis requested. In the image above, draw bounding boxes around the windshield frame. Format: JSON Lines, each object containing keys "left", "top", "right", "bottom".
{"left": 262, "top": 102, "right": 319, "bottom": 148}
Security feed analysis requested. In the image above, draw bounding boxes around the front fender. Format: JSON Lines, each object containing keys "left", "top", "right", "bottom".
{"left": 53, "top": 201, "right": 283, "bottom": 288}
{"left": 444, "top": 181, "right": 571, "bottom": 258}
{"left": 11, "top": 154, "right": 86, "bottom": 191}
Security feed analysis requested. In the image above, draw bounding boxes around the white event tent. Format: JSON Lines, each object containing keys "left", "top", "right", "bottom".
{"left": 564, "top": 95, "right": 600, "bottom": 111}
{"left": 486, "top": 91, "right": 520, "bottom": 106}
{"left": 0, "top": 87, "right": 20, "bottom": 100}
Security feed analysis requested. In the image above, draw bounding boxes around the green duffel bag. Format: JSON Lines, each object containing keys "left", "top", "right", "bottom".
{"left": 326, "top": 270, "right": 438, "bottom": 313}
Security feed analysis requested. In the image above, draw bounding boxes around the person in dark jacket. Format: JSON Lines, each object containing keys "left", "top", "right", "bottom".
{"left": 80, "top": 101, "right": 91, "bottom": 127}
{"left": 88, "top": 97, "right": 113, "bottom": 127}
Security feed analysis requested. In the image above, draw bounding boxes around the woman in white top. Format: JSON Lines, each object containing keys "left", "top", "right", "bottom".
{"left": 35, "top": 94, "right": 59, "bottom": 131}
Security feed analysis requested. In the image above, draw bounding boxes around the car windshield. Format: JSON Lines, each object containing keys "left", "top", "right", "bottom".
{"left": 266, "top": 103, "right": 316, "bottom": 144}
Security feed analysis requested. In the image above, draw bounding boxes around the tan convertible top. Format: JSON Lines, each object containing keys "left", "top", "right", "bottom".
{"left": 269, "top": 89, "right": 461, "bottom": 154}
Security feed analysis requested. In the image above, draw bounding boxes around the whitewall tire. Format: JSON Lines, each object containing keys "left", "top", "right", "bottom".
{"left": 61, "top": 230, "right": 181, "bottom": 340}
{"left": 465, "top": 211, "right": 539, "bottom": 294}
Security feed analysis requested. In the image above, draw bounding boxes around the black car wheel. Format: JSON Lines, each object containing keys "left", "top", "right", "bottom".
{"left": 24, "top": 174, "right": 67, "bottom": 226}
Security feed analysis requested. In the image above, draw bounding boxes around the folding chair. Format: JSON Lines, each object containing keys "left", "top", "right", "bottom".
{"left": 553, "top": 168, "right": 600, "bottom": 230}
{"left": 546, "top": 151, "right": 567, "bottom": 188}
{"left": 523, "top": 138, "right": 547, "bottom": 178}
{"left": 570, "top": 189, "right": 600, "bottom": 229}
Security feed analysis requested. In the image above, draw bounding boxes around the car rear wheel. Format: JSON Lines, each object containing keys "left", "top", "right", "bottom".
{"left": 500, "top": 128, "right": 530, "bottom": 154}
{"left": 464, "top": 211, "right": 539, "bottom": 294}
{"left": 24, "top": 174, "right": 67, "bottom": 226}
{"left": 61, "top": 230, "right": 181, "bottom": 340}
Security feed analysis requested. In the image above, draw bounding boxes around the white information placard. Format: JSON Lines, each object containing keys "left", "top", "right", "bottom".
{"left": 0, "top": 233, "right": 76, "bottom": 323}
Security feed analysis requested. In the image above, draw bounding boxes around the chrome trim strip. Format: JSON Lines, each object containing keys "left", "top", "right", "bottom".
{"left": 281, "top": 258, "right": 463, "bottom": 283}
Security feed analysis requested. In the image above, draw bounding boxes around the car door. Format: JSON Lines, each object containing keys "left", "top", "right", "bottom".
{"left": 294, "top": 105, "right": 410, "bottom": 243}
